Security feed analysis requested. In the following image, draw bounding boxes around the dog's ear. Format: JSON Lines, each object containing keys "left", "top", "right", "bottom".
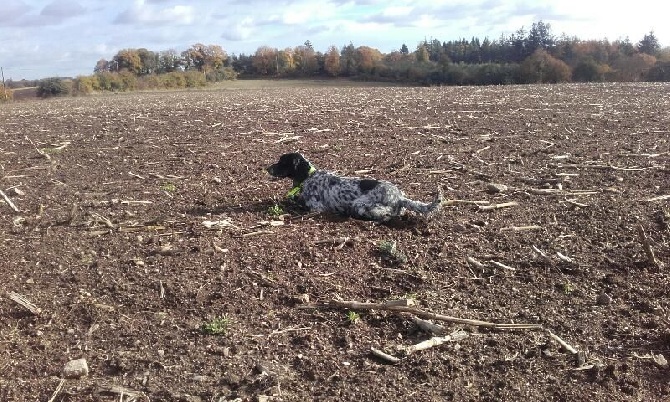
{"left": 293, "top": 155, "right": 302, "bottom": 170}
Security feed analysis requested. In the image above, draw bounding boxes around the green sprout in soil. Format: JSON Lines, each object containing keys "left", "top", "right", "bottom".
{"left": 39, "top": 147, "right": 61, "bottom": 155}
{"left": 267, "top": 204, "right": 285, "bottom": 217}
{"left": 563, "top": 282, "right": 575, "bottom": 295}
{"left": 378, "top": 240, "right": 408, "bottom": 264}
{"left": 201, "top": 317, "right": 230, "bottom": 335}
{"left": 346, "top": 311, "right": 360, "bottom": 324}
{"left": 161, "top": 182, "right": 176, "bottom": 192}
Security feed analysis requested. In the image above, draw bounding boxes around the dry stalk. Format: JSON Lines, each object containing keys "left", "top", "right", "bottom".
{"left": 637, "top": 224, "right": 662, "bottom": 268}
{"left": 489, "top": 260, "right": 516, "bottom": 271}
{"left": 443, "top": 199, "right": 490, "bottom": 206}
{"left": 128, "top": 171, "right": 146, "bottom": 180}
{"left": 412, "top": 316, "right": 447, "bottom": 335}
{"left": 646, "top": 194, "right": 670, "bottom": 202}
{"left": 240, "top": 230, "right": 275, "bottom": 238}
{"left": 0, "top": 189, "right": 19, "bottom": 212}
{"left": 370, "top": 347, "right": 401, "bottom": 364}
{"left": 478, "top": 201, "right": 519, "bottom": 211}
{"left": 47, "top": 379, "right": 65, "bottom": 402}
{"left": 323, "top": 299, "right": 542, "bottom": 330}
{"left": 565, "top": 199, "right": 588, "bottom": 208}
{"left": 547, "top": 330, "right": 578, "bottom": 354}
{"left": 466, "top": 256, "right": 486, "bottom": 269}
{"left": 500, "top": 225, "right": 543, "bottom": 232}
{"left": 7, "top": 291, "right": 42, "bottom": 315}
{"left": 401, "top": 330, "right": 469, "bottom": 355}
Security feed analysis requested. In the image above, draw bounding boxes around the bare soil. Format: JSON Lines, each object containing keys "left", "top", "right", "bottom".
{"left": 1, "top": 82, "right": 669, "bottom": 401}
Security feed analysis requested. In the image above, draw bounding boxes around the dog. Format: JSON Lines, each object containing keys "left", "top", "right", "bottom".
{"left": 266, "top": 152, "right": 442, "bottom": 222}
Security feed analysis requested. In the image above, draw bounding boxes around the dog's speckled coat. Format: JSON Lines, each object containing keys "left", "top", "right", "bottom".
{"left": 267, "top": 153, "right": 442, "bottom": 222}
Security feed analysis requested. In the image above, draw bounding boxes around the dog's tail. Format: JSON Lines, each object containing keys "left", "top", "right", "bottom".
{"left": 400, "top": 187, "right": 443, "bottom": 216}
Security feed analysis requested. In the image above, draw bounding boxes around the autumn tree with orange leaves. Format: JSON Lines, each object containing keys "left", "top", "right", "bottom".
{"left": 324, "top": 46, "right": 340, "bottom": 76}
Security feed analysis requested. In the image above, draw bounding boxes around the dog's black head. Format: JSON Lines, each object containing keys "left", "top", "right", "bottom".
{"left": 267, "top": 153, "right": 314, "bottom": 184}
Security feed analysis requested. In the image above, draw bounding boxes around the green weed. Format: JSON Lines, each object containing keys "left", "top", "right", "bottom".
{"left": 201, "top": 317, "right": 230, "bottom": 335}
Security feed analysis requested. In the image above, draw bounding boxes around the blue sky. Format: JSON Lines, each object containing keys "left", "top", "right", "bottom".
{"left": 1, "top": 0, "right": 667, "bottom": 80}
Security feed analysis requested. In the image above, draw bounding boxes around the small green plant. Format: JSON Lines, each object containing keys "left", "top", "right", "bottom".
{"left": 39, "top": 147, "right": 61, "bottom": 155}
{"left": 267, "top": 204, "right": 285, "bottom": 217}
{"left": 378, "top": 240, "right": 408, "bottom": 264}
{"left": 201, "top": 317, "right": 230, "bottom": 335}
{"left": 346, "top": 311, "right": 360, "bottom": 324}
{"left": 161, "top": 182, "right": 176, "bottom": 192}
{"left": 563, "top": 282, "right": 575, "bottom": 295}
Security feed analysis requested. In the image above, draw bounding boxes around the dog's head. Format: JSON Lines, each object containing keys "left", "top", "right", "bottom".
{"left": 267, "top": 152, "right": 314, "bottom": 183}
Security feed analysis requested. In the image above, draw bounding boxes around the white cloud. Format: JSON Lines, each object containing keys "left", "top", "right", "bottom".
{"left": 2, "top": 0, "right": 670, "bottom": 79}
{"left": 115, "top": 3, "right": 195, "bottom": 25}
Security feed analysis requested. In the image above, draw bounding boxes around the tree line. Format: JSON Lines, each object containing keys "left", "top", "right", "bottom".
{"left": 6, "top": 21, "right": 669, "bottom": 98}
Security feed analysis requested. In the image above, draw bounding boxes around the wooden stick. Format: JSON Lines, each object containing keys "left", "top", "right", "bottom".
{"left": 323, "top": 300, "right": 542, "bottom": 330}
{"left": 402, "top": 330, "right": 469, "bottom": 355}
{"left": 0, "top": 189, "right": 19, "bottom": 212}
{"left": 370, "top": 347, "right": 401, "bottom": 364}
{"left": 547, "top": 330, "right": 578, "bottom": 354}
{"left": 412, "top": 316, "right": 447, "bottom": 335}
{"left": 478, "top": 201, "right": 519, "bottom": 211}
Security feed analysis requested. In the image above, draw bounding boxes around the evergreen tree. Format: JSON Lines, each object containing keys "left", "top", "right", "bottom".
{"left": 638, "top": 31, "right": 660, "bottom": 55}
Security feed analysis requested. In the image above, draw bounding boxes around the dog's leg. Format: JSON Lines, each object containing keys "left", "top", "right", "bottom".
{"left": 400, "top": 189, "right": 443, "bottom": 216}
{"left": 351, "top": 200, "right": 395, "bottom": 222}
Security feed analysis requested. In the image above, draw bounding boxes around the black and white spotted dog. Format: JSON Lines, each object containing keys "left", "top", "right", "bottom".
{"left": 267, "top": 152, "right": 442, "bottom": 222}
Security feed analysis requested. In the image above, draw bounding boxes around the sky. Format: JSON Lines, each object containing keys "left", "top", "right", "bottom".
{"left": 1, "top": 0, "right": 667, "bottom": 80}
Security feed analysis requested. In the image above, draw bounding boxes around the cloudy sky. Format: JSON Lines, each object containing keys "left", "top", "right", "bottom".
{"left": 1, "top": 0, "right": 667, "bottom": 80}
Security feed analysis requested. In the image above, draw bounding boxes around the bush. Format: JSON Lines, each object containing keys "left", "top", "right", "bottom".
{"left": 37, "top": 77, "right": 72, "bottom": 97}
{"left": 0, "top": 86, "right": 13, "bottom": 102}
{"left": 572, "top": 58, "right": 605, "bottom": 82}
{"left": 520, "top": 50, "right": 572, "bottom": 83}
{"left": 184, "top": 70, "right": 207, "bottom": 87}
{"left": 646, "top": 61, "right": 670, "bottom": 82}
{"left": 72, "top": 75, "right": 100, "bottom": 95}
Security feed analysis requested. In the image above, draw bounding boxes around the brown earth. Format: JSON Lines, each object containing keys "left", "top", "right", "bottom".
{"left": 1, "top": 81, "right": 669, "bottom": 401}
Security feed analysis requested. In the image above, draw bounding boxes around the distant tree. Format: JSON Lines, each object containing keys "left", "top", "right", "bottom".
{"left": 137, "top": 48, "right": 158, "bottom": 75}
{"left": 231, "top": 54, "right": 253, "bottom": 75}
{"left": 572, "top": 57, "right": 607, "bottom": 82}
{"left": 647, "top": 61, "right": 670, "bottom": 81}
{"left": 94, "top": 58, "right": 111, "bottom": 73}
{"left": 182, "top": 44, "right": 227, "bottom": 76}
{"left": 157, "top": 49, "right": 181, "bottom": 73}
{"left": 638, "top": 31, "right": 660, "bottom": 55}
{"left": 520, "top": 49, "right": 571, "bottom": 83}
{"left": 324, "top": 46, "right": 340, "bottom": 76}
{"left": 252, "top": 46, "right": 278, "bottom": 75}
{"left": 277, "top": 48, "right": 296, "bottom": 74}
{"left": 113, "top": 49, "right": 142, "bottom": 74}
{"left": 615, "top": 38, "right": 636, "bottom": 57}
{"left": 610, "top": 53, "right": 656, "bottom": 81}
{"left": 37, "top": 77, "right": 71, "bottom": 97}
{"left": 509, "top": 28, "right": 528, "bottom": 62}
{"left": 400, "top": 44, "right": 409, "bottom": 55}
{"left": 527, "top": 21, "right": 554, "bottom": 54}
{"left": 293, "top": 43, "right": 319, "bottom": 75}
{"left": 355, "top": 46, "right": 383, "bottom": 74}
{"left": 340, "top": 43, "right": 358, "bottom": 76}
{"left": 415, "top": 43, "right": 430, "bottom": 63}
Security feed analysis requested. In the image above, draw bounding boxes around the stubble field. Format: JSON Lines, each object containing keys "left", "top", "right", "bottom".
{"left": 1, "top": 81, "right": 669, "bottom": 401}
